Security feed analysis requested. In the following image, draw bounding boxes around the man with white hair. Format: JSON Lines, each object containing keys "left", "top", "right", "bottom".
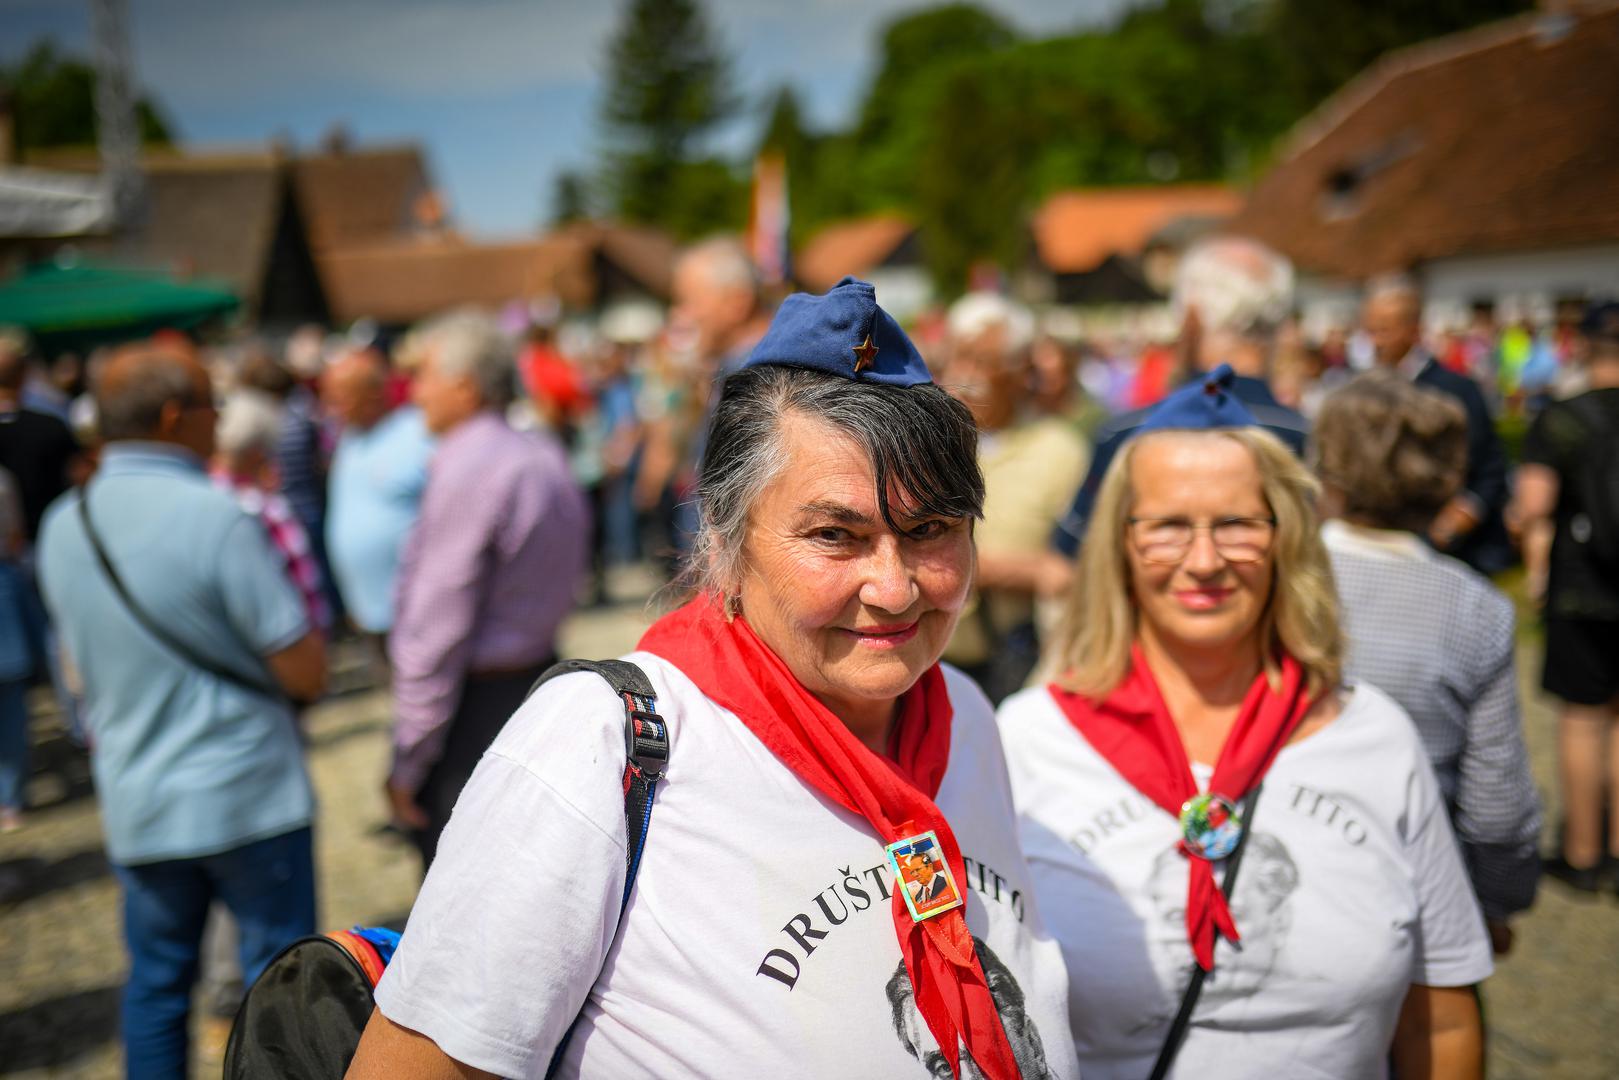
{"left": 1051, "top": 236, "right": 1310, "bottom": 557}
{"left": 388, "top": 311, "right": 590, "bottom": 869}
{"left": 940, "top": 293, "right": 1089, "bottom": 702}
{"left": 658, "top": 238, "right": 774, "bottom": 550}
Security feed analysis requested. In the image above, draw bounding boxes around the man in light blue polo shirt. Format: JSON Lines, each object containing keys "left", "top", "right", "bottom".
{"left": 322, "top": 347, "right": 434, "bottom": 636}
{"left": 38, "top": 342, "right": 328, "bottom": 1078}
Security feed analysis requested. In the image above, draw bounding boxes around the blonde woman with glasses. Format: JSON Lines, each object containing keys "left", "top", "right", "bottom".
{"left": 996, "top": 366, "right": 1491, "bottom": 1080}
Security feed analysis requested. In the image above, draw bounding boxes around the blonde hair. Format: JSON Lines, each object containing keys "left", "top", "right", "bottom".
{"left": 1057, "top": 427, "right": 1342, "bottom": 699}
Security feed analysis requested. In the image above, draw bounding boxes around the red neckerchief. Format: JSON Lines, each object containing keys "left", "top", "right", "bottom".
{"left": 640, "top": 596, "right": 1020, "bottom": 1080}
{"left": 1048, "top": 643, "right": 1311, "bottom": 971}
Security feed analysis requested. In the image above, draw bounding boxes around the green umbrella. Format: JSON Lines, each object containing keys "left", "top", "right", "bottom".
{"left": 0, "top": 261, "right": 240, "bottom": 352}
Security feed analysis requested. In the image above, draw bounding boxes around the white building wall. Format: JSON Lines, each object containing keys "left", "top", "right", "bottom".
{"left": 1419, "top": 244, "right": 1619, "bottom": 327}
{"left": 1293, "top": 245, "right": 1619, "bottom": 338}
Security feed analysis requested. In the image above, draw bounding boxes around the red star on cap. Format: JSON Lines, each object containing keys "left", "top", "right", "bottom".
{"left": 852, "top": 335, "right": 879, "bottom": 373}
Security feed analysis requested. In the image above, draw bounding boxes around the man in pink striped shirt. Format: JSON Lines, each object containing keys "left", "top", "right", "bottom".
{"left": 387, "top": 312, "right": 589, "bottom": 869}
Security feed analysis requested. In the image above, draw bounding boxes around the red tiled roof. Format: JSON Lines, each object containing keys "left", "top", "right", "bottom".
{"left": 797, "top": 215, "right": 915, "bottom": 291}
{"left": 1225, "top": 5, "right": 1619, "bottom": 278}
{"left": 1032, "top": 186, "right": 1242, "bottom": 274}
{"left": 290, "top": 145, "right": 431, "bottom": 251}
{"left": 316, "top": 222, "right": 679, "bottom": 324}
{"left": 316, "top": 238, "right": 552, "bottom": 324}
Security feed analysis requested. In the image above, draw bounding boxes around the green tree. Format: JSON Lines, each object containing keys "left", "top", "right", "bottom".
{"left": 757, "top": 86, "right": 829, "bottom": 246}
{"left": 599, "top": 0, "right": 739, "bottom": 231}
{"left": 1, "top": 40, "right": 174, "bottom": 154}
{"left": 758, "top": 85, "right": 807, "bottom": 160}
{"left": 549, "top": 171, "right": 592, "bottom": 226}
{"left": 849, "top": 4, "right": 1019, "bottom": 211}
{"left": 914, "top": 61, "right": 1030, "bottom": 294}
{"left": 1264, "top": 0, "right": 1533, "bottom": 107}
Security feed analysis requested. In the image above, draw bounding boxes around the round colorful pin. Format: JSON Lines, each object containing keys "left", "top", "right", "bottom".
{"left": 1178, "top": 792, "right": 1243, "bottom": 860}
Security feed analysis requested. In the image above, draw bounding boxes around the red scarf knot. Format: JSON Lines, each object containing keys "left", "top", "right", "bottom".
{"left": 1048, "top": 643, "right": 1312, "bottom": 971}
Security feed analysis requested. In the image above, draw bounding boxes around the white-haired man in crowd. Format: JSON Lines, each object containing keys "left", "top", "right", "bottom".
{"left": 654, "top": 238, "right": 774, "bottom": 552}
{"left": 1051, "top": 236, "right": 1310, "bottom": 559}
{"left": 939, "top": 293, "right": 1090, "bottom": 703}
{"left": 387, "top": 311, "right": 590, "bottom": 870}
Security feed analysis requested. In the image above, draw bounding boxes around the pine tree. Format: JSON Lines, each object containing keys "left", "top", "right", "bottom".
{"left": 599, "top": 0, "right": 739, "bottom": 229}
{"left": 549, "top": 171, "right": 591, "bottom": 226}
{"left": 2, "top": 40, "right": 173, "bottom": 153}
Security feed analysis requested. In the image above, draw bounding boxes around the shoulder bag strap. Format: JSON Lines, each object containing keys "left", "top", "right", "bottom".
{"left": 76, "top": 488, "right": 283, "bottom": 700}
{"left": 529, "top": 659, "right": 669, "bottom": 1077}
{"left": 1147, "top": 783, "right": 1264, "bottom": 1080}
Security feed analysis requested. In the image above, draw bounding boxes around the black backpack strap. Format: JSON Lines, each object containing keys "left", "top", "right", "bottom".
{"left": 529, "top": 659, "right": 669, "bottom": 1076}
{"left": 77, "top": 488, "right": 283, "bottom": 700}
{"left": 1148, "top": 783, "right": 1264, "bottom": 1080}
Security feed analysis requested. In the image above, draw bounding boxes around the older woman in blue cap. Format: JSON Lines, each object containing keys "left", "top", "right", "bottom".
{"left": 996, "top": 368, "right": 1490, "bottom": 1079}
{"left": 349, "top": 279, "right": 1078, "bottom": 1080}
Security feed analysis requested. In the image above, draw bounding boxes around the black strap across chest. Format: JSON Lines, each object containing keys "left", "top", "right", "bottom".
{"left": 527, "top": 659, "right": 669, "bottom": 1076}
{"left": 1147, "top": 783, "right": 1265, "bottom": 1080}
{"left": 76, "top": 488, "right": 283, "bottom": 700}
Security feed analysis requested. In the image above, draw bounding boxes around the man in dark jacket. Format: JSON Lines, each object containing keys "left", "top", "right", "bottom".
{"left": 1364, "top": 277, "right": 1513, "bottom": 575}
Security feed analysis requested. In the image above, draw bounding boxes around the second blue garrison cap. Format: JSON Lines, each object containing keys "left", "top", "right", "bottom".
{"left": 1136, "top": 364, "right": 1257, "bottom": 435}
{"left": 743, "top": 276, "right": 933, "bottom": 386}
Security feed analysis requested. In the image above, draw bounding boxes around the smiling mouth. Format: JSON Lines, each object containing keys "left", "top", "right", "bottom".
{"left": 841, "top": 621, "right": 921, "bottom": 647}
{"left": 1174, "top": 589, "right": 1233, "bottom": 610}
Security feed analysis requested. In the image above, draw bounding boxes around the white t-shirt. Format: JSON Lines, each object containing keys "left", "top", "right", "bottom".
{"left": 997, "top": 681, "right": 1492, "bottom": 1080}
{"left": 376, "top": 653, "right": 1080, "bottom": 1080}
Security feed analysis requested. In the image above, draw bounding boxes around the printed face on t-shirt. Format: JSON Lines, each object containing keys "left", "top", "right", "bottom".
{"left": 735, "top": 412, "right": 973, "bottom": 719}
{"left": 1144, "top": 831, "right": 1301, "bottom": 1002}
{"left": 885, "top": 936, "right": 1054, "bottom": 1079}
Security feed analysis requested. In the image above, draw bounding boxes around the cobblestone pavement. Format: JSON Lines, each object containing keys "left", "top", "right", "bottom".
{"left": 2, "top": 570, "right": 1615, "bottom": 1077}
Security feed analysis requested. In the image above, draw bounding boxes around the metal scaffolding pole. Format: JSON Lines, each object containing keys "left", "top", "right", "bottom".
{"left": 89, "top": 0, "right": 146, "bottom": 235}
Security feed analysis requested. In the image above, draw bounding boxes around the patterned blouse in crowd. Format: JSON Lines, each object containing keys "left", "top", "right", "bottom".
{"left": 1323, "top": 519, "right": 1541, "bottom": 920}
{"left": 210, "top": 469, "right": 332, "bottom": 636}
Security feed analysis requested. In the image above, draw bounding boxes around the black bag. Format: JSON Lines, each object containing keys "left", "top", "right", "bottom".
{"left": 223, "top": 659, "right": 669, "bottom": 1079}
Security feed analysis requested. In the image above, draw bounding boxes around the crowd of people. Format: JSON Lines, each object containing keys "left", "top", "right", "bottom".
{"left": 0, "top": 231, "right": 1615, "bottom": 1077}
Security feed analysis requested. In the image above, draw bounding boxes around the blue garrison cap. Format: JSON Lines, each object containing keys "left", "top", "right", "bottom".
{"left": 1137, "top": 364, "right": 1257, "bottom": 434}
{"left": 743, "top": 276, "right": 932, "bottom": 386}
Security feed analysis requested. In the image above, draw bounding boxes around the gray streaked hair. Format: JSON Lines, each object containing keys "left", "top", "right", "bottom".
{"left": 688, "top": 365, "right": 984, "bottom": 597}
{"left": 416, "top": 309, "right": 516, "bottom": 408}
{"left": 215, "top": 390, "right": 284, "bottom": 462}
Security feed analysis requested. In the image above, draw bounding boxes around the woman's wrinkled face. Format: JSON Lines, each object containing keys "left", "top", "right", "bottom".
{"left": 1126, "top": 433, "right": 1274, "bottom": 657}
{"left": 735, "top": 412, "right": 974, "bottom": 721}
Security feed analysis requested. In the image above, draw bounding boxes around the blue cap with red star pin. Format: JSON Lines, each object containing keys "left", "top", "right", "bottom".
{"left": 1135, "top": 363, "right": 1257, "bottom": 435}
{"left": 742, "top": 276, "right": 933, "bottom": 386}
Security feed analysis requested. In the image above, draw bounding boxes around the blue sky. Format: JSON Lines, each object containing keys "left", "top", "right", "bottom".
{"left": 2, "top": 0, "right": 1132, "bottom": 237}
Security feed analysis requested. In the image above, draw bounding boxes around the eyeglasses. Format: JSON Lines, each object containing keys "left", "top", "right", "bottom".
{"left": 1126, "top": 516, "right": 1277, "bottom": 564}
